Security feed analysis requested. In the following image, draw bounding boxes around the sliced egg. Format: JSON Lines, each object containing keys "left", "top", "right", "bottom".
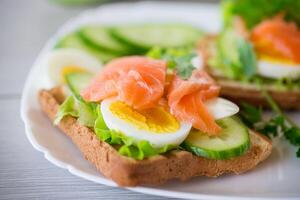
{"left": 204, "top": 97, "right": 239, "bottom": 120}
{"left": 46, "top": 48, "right": 102, "bottom": 86}
{"left": 101, "top": 98, "right": 192, "bottom": 148}
{"left": 257, "top": 58, "right": 300, "bottom": 79}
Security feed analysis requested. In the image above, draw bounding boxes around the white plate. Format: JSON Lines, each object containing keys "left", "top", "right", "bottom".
{"left": 20, "top": 1, "right": 300, "bottom": 200}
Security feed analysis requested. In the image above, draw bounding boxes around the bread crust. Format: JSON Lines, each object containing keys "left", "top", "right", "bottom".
{"left": 198, "top": 35, "right": 300, "bottom": 110}
{"left": 38, "top": 87, "right": 272, "bottom": 186}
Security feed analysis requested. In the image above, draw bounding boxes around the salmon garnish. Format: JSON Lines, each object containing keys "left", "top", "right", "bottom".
{"left": 81, "top": 56, "right": 166, "bottom": 110}
{"left": 251, "top": 15, "right": 300, "bottom": 63}
{"left": 168, "top": 70, "right": 221, "bottom": 135}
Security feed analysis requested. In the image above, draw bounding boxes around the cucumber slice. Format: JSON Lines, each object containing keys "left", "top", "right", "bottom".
{"left": 111, "top": 24, "right": 203, "bottom": 51}
{"left": 55, "top": 33, "right": 117, "bottom": 63}
{"left": 65, "top": 72, "right": 97, "bottom": 128}
{"left": 78, "top": 26, "right": 133, "bottom": 54}
{"left": 65, "top": 72, "right": 93, "bottom": 98}
{"left": 182, "top": 117, "right": 250, "bottom": 160}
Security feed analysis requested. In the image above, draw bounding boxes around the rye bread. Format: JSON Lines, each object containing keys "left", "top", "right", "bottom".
{"left": 198, "top": 35, "right": 300, "bottom": 110}
{"left": 38, "top": 87, "right": 272, "bottom": 187}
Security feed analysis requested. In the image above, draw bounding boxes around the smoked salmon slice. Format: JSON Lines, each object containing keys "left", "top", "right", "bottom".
{"left": 251, "top": 15, "right": 300, "bottom": 63}
{"left": 81, "top": 56, "right": 166, "bottom": 110}
{"left": 82, "top": 56, "right": 221, "bottom": 135}
{"left": 168, "top": 70, "right": 221, "bottom": 135}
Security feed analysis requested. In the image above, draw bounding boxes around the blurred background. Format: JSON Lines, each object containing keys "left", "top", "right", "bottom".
{"left": 0, "top": 0, "right": 218, "bottom": 95}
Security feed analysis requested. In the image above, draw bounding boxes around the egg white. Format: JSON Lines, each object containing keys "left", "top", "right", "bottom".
{"left": 191, "top": 55, "right": 204, "bottom": 70}
{"left": 46, "top": 48, "right": 102, "bottom": 86}
{"left": 101, "top": 98, "right": 192, "bottom": 148}
{"left": 100, "top": 97, "right": 239, "bottom": 148}
{"left": 257, "top": 59, "right": 300, "bottom": 79}
{"left": 205, "top": 97, "right": 239, "bottom": 120}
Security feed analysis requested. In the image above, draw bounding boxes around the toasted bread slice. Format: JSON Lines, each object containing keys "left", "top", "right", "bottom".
{"left": 38, "top": 87, "right": 272, "bottom": 186}
{"left": 198, "top": 35, "right": 300, "bottom": 110}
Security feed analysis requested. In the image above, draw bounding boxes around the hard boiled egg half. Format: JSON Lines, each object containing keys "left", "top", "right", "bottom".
{"left": 46, "top": 48, "right": 102, "bottom": 86}
{"left": 101, "top": 97, "right": 239, "bottom": 148}
{"left": 257, "top": 55, "right": 300, "bottom": 79}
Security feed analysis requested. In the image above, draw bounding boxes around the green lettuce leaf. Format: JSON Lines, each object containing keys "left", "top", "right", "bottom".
{"left": 77, "top": 101, "right": 98, "bottom": 127}
{"left": 222, "top": 0, "right": 300, "bottom": 29}
{"left": 118, "top": 141, "right": 173, "bottom": 160}
{"left": 237, "top": 38, "right": 257, "bottom": 78}
{"left": 273, "top": 78, "right": 300, "bottom": 91}
{"left": 54, "top": 96, "right": 98, "bottom": 128}
{"left": 210, "top": 28, "right": 257, "bottom": 79}
{"left": 55, "top": 71, "right": 98, "bottom": 127}
{"left": 54, "top": 96, "right": 79, "bottom": 125}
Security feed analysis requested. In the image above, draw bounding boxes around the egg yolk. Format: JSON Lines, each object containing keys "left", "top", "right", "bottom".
{"left": 109, "top": 101, "right": 180, "bottom": 133}
{"left": 258, "top": 54, "right": 297, "bottom": 65}
{"left": 61, "top": 66, "right": 88, "bottom": 82}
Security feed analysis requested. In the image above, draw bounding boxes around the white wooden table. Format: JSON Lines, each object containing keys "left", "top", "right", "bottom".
{"left": 0, "top": 0, "right": 182, "bottom": 199}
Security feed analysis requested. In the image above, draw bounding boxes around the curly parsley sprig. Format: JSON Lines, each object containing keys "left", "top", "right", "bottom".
{"left": 240, "top": 88, "right": 300, "bottom": 158}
